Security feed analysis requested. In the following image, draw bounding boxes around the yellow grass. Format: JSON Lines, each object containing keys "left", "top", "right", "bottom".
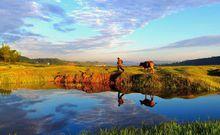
{"left": 159, "top": 65, "right": 220, "bottom": 90}
{"left": 0, "top": 62, "right": 219, "bottom": 91}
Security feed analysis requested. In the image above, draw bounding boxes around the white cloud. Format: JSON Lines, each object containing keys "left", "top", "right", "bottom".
{"left": 68, "top": 0, "right": 220, "bottom": 51}
{"left": 1, "top": 0, "right": 220, "bottom": 61}
{"left": 114, "top": 35, "right": 220, "bottom": 61}
{"left": 0, "top": 0, "right": 65, "bottom": 42}
{"left": 72, "top": 0, "right": 220, "bottom": 35}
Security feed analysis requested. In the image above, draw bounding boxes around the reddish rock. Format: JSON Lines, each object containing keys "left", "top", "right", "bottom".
{"left": 65, "top": 75, "right": 74, "bottom": 83}
{"left": 54, "top": 76, "right": 65, "bottom": 83}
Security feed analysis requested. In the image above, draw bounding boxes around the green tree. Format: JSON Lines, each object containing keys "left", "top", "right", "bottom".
{"left": 0, "top": 43, "right": 21, "bottom": 63}
{"left": 10, "top": 50, "right": 21, "bottom": 62}
{"left": 0, "top": 44, "right": 11, "bottom": 62}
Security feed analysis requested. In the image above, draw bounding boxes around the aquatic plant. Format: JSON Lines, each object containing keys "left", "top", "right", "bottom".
{"left": 82, "top": 121, "right": 220, "bottom": 135}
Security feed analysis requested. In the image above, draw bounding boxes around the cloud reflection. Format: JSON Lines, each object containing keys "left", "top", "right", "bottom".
{"left": 0, "top": 90, "right": 169, "bottom": 134}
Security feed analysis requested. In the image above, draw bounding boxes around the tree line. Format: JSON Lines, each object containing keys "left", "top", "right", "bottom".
{"left": 0, "top": 43, "right": 21, "bottom": 62}
{"left": 169, "top": 56, "right": 220, "bottom": 66}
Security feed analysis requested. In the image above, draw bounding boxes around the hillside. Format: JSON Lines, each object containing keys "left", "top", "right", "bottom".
{"left": 170, "top": 56, "right": 220, "bottom": 66}
{"left": 0, "top": 64, "right": 220, "bottom": 95}
{"left": 19, "top": 56, "right": 111, "bottom": 66}
{"left": 19, "top": 56, "right": 68, "bottom": 65}
{"left": 19, "top": 56, "right": 220, "bottom": 66}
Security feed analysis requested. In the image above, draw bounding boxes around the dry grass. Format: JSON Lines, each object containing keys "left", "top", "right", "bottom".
{"left": 0, "top": 63, "right": 219, "bottom": 91}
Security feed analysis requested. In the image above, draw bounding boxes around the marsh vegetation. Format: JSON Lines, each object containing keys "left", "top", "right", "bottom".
{"left": 83, "top": 121, "right": 220, "bottom": 135}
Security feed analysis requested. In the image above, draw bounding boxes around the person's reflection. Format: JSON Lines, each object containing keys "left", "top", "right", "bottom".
{"left": 140, "top": 95, "right": 156, "bottom": 107}
{"left": 118, "top": 91, "right": 125, "bottom": 106}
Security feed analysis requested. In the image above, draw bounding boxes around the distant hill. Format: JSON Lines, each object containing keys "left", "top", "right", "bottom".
{"left": 19, "top": 56, "right": 111, "bottom": 66}
{"left": 19, "top": 56, "right": 32, "bottom": 63}
{"left": 169, "top": 56, "right": 220, "bottom": 66}
{"left": 19, "top": 56, "right": 220, "bottom": 66}
{"left": 19, "top": 56, "right": 68, "bottom": 65}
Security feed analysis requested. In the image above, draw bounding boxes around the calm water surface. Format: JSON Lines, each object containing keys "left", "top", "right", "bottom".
{"left": 0, "top": 89, "right": 220, "bottom": 135}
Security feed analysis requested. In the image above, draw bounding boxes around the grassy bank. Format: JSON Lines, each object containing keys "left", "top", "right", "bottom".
{"left": 0, "top": 62, "right": 142, "bottom": 84}
{"left": 82, "top": 121, "right": 220, "bottom": 135}
{"left": 0, "top": 62, "right": 219, "bottom": 94}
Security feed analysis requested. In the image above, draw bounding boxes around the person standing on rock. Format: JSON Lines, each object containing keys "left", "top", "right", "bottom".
{"left": 117, "top": 57, "right": 124, "bottom": 72}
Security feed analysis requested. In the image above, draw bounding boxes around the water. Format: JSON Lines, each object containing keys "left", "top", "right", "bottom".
{"left": 0, "top": 89, "right": 220, "bottom": 135}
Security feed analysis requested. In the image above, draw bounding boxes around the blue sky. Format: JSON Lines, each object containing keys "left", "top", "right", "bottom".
{"left": 125, "top": 3, "right": 220, "bottom": 49}
{"left": 0, "top": 0, "right": 220, "bottom": 62}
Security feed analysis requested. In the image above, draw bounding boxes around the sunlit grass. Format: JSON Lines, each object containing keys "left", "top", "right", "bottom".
{"left": 158, "top": 65, "right": 220, "bottom": 90}
{"left": 0, "top": 63, "right": 219, "bottom": 92}
{"left": 0, "top": 63, "right": 143, "bottom": 84}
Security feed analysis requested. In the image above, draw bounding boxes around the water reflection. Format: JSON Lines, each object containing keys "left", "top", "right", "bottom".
{"left": 118, "top": 91, "right": 125, "bottom": 106}
{"left": 1, "top": 82, "right": 217, "bottom": 100}
{"left": 0, "top": 90, "right": 169, "bottom": 135}
{"left": 1, "top": 89, "right": 220, "bottom": 134}
{"left": 140, "top": 95, "right": 157, "bottom": 108}
{"left": 1, "top": 82, "right": 220, "bottom": 135}
{"left": 0, "top": 89, "right": 12, "bottom": 96}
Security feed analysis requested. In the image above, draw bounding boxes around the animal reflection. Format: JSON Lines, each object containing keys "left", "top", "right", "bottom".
{"left": 118, "top": 91, "right": 125, "bottom": 107}
{"left": 140, "top": 95, "right": 156, "bottom": 107}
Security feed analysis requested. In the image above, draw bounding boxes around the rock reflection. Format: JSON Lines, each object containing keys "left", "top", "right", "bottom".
{"left": 0, "top": 79, "right": 216, "bottom": 99}
{"left": 55, "top": 83, "right": 112, "bottom": 93}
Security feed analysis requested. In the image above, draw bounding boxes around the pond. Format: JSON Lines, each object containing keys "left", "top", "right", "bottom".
{"left": 0, "top": 88, "right": 220, "bottom": 135}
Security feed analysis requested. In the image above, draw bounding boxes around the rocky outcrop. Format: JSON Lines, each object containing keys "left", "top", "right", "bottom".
{"left": 54, "top": 71, "right": 130, "bottom": 93}
{"left": 54, "top": 70, "right": 216, "bottom": 95}
{"left": 54, "top": 71, "right": 111, "bottom": 85}
{"left": 54, "top": 71, "right": 120, "bottom": 85}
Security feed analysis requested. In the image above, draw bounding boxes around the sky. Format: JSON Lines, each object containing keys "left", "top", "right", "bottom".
{"left": 0, "top": 0, "right": 220, "bottom": 62}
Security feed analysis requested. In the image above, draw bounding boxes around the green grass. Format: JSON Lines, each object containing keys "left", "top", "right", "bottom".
{"left": 82, "top": 121, "right": 220, "bottom": 135}
{"left": 0, "top": 62, "right": 219, "bottom": 93}
{"left": 158, "top": 66, "right": 220, "bottom": 91}
{"left": 0, "top": 62, "right": 142, "bottom": 84}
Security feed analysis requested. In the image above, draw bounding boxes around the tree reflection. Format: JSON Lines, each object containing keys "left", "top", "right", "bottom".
{"left": 0, "top": 89, "right": 12, "bottom": 96}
